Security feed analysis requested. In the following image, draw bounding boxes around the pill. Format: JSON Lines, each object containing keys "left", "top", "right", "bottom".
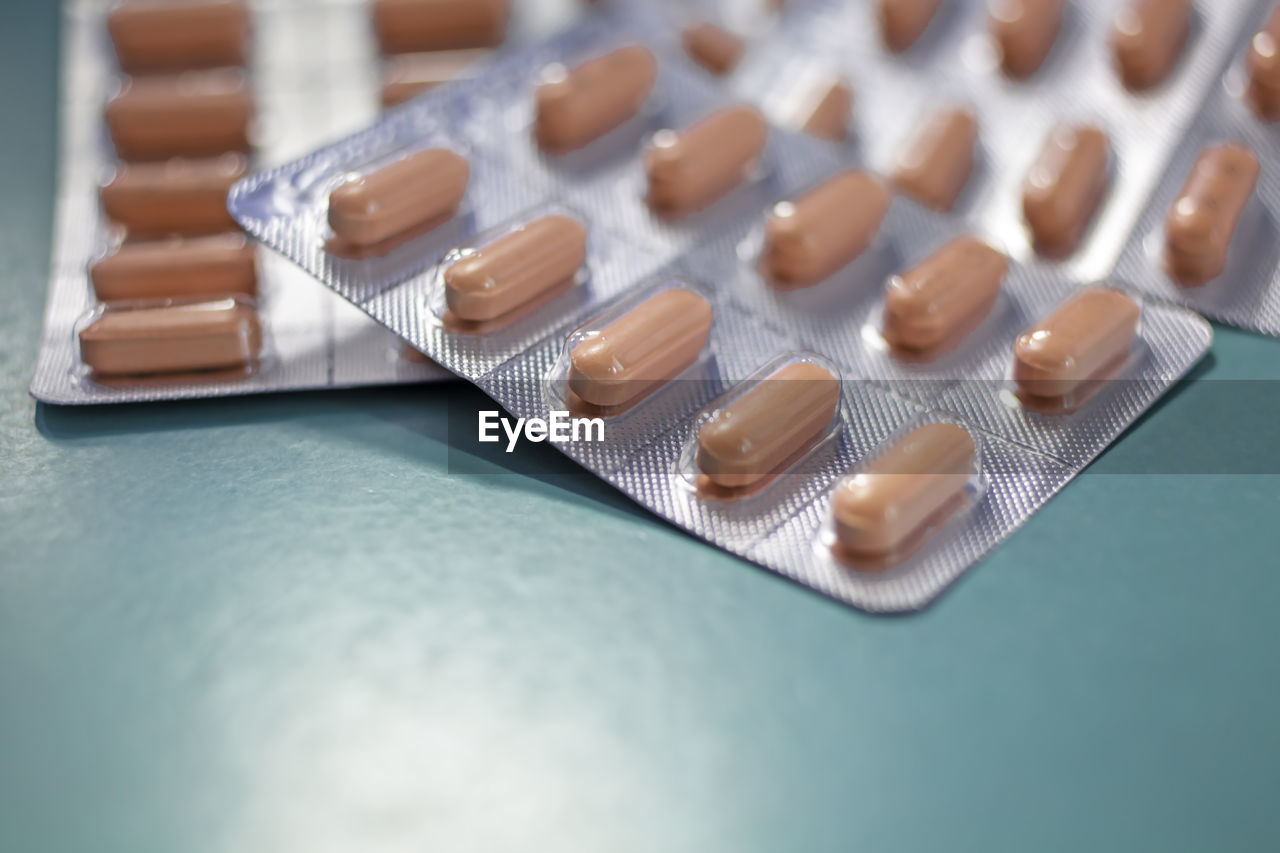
{"left": 1110, "top": 0, "right": 1190, "bottom": 91}
{"left": 105, "top": 70, "right": 253, "bottom": 162}
{"left": 681, "top": 21, "right": 745, "bottom": 76}
{"left": 696, "top": 361, "right": 840, "bottom": 490}
{"left": 1013, "top": 287, "right": 1140, "bottom": 399}
{"left": 90, "top": 234, "right": 257, "bottom": 303}
{"left": 793, "top": 77, "right": 854, "bottom": 142}
{"left": 79, "top": 298, "right": 262, "bottom": 377}
{"left": 372, "top": 0, "right": 509, "bottom": 54}
{"left": 1163, "top": 143, "right": 1260, "bottom": 285}
{"left": 443, "top": 214, "right": 587, "bottom": 322}
{"left": 989, "top": 0, "right": 1065, "bottom": 79}
{"left": 327, "top": 148, "right": 469, "bottom": 249}
{"left": 763, "top": 169, "right": 890, "bottom": 286}
{"left": 891, "top": 106, "right": 978, "bottom": 212}
{"left": 568, "top": 289, "right": 714, "bottom": 408}
{"left": 1246, "top": 7, "right": 1280, "bottom": 121}
{"left": 1022, "top": 124, "right": 1111, "bottom": 258}
{"left": 534, "top": 45, "right": 658, "bottom": 154}
{"left": 100, "top": 154, "right": 247, "bottom": 238}
{"left": 380, "top": 49, "right": 488, "bottom": 108}
{"left": 876, "top": 0, "right": 945, "bottom": 53}
{"left": 645, "top": 105, "right": 769, "bottom": 217}
{"left": 883, "top": 236, "right": 1007, "bottom": 352}
{"left": 832, "top": 423, "right": 976, "bottom": 559}
{"left": 107, "top": 0, "right": 250, "bottom": 73}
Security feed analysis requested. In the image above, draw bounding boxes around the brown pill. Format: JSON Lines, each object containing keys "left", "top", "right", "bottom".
{"left": 534, "top": 45, "right": 658, "bottom": 154}
{"left": 645, "top": 105, "right": 769, "bottom": 216}
{"left": 568, "top": 289, "right": 714, "bottom": 408}
{"left": 891, "top": 106, "right": 978, "bottom": 212}
{"left": 883, "top": 236, "right": 1007, "bottom": 352}
{"left": 79, "top": 298, "right": 262, "bottom": 377}
{"left": 877, "top": 0, "right": 946, "bottom": 53}
{"left": 1164, "top": 143, "right": 1260, "bottom": 285}
{"left": 1013, "top": 287, "right": 1140, "bottom": 399}
{"left": 372, "top": 0, "right": 509, "bottom": 54}
{"left": 696, "top": 361, "right": 840, "bottom": 490}
{"left": 1022, "top": 124, "right": 1111, "bottom": 258}
{"left": 380, "top": 49, "right": 489, "bottom": 108}
{"left": 100, "top": 154, "right": 247, "bottom": 238}
{"left": 833, "top": 423, "right": 976, "bottom": 559}
{"left": 444, "top": 214, "right": 587, "bottom": 322}
{"left": 681, "top": 21, "right": 745, "bottom": 76}
{"left": 989, "top": 0, "right": 1065, "bottom": 79}
{"left": 1110, "top": 0, "right": 1190, "bottom": 91}
{"left": 105, "top": 70, "right": 253, "bottom": 162}
{"left": 1246, "top": 7, "right": 1280, "bottom": 121}
{"left": 328, "top": 148, "right": 469, "bottom": 248}
{"left": 107, "top": 0, "right": 250, "bottom": 73}
{"left": 794, "top": 78, "right": 854, "bottom": 142}
{"left": 90, "top": 233, "right": 257, "bottom": 303}
{"left": 763, "top": 170, "right": 890, "bottom": 286}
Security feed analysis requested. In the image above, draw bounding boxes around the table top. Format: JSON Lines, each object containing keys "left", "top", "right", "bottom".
{"left": 3, "top": 3, "right": 1279, "bottom": 851}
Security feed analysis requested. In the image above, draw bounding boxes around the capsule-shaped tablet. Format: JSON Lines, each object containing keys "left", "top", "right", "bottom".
{"left": 1246, "top": 8, "right": 1280, "bottom": 122}
{"left": 380, "top": 50, "right": 488, "bottom": 108}
{"left": 990, "top": 0, "right": 1065, "bottom": 79}
{"left": 1013, "top": 287, "right": 1140, "bottom": 399}
{"left": 443, "top": 214, "right": 587, "bottom": 322}
{"left": 681, "top": 21, "right": 745, "bottom": 76}
{"left": 1022, "top": 124, "right": 1111, "bottom": 258}
{"left": 877, "top": 0, "right": 945, "bottom": 53}
{"left": 1110, "top": 0, "right": 1190, "bottom": 91}
{"left": 100, "top": 155, "right": 247, "bottom": 238}
{"left": 891, "top": 106, "right": 978, "bottom": 212}
{"left": 327, "top": 148, "right": 469, "bottom": 249}
{"left": 105, "top": 71, "right": 253, "bottom": 161}
{"left": 793, "top": 78, "right": 854, "bottom": 143}
{"left": 833, "top": 423, "right": 976, "bottom": 559}
{"left": 534, "top": 46, "right": 659, "bottom": 154}
{"left": 645, "top": 105, "right": 769, "bottom": 217}
{"left": 107, "top": 0, "right": 250, "bottom": 73}
{"left": 883, "top": 236, "right": 1007, "bottom": 352}
{"left": 696, "top": 361, "right": 840, "bottom": 490}
{"left": 763, "top": 170, "right": 890, "bottom": 286}
{"left": 568, "top": 289, "right": 714, "bottom": 408}
{"left": 90, "top": 234, "right": 257, "bottom": 303}
{"left": 372, "top": 0, "right": 509, "bottom": 54}
{"left": 1164, "top": 143, "right": 1260, "bottom": 286}
{"left": 79, "top": 298, "right": 262, "bottom": 378}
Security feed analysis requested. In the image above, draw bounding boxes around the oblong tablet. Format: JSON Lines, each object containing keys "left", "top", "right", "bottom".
{"left": 883, "top": 236, "right": 1007, "bottom": 352}
{"left": 990, "top": 0, "right": 1065, "bottom": 79}
{"left": 763, "top": 170, "right": 890, "bottom": 286}
{"left": 1013, "top": 287, "right": 1140, "bottom": 399}
{"left": 794, "top": 78, "right": 853, "bottom": 142}
{"left": 372, "top": 0, "right": 509, "bottom": 54}
{"left": 105, "top": 70, "right": 253, "bottom": 161}
{"left": 645, "top": 105, "right": 768, "bottom": 216}
{"left": 380, "top": 49, "right": 488, "bottom": 108}
{"left": 681, "top": 21, "right": 745, "bottom": 76}
{"left": 891, "top": 106, "right": 978, "bottom": 212}
{"left": 79, "top": 298, "right": 262, "bottom": 377}
{"left": 90, "top": 234, "right": 257, "bottom": 303}
{"left": 1110, "top": 0, "right": 1190, "bottom": 91}
{"left": 1246, "top": 8, "right": 1280, "bottom": 121}
{"left": 877, "top": 0, "right": 945, "bottom": 53}
{"left": 107, "top": 0, "right": 250, "bottom": 73}
{"left": 1163, "top": 143, "right": 1260, "bottom": 285}
{"left": 443, "top": 214, "right": 587, "bottom": 322}
{"left": 1022, "top": 124, "right": 1111, "bottom": 258}
{"left": 833, "top": 423, "right": 976, "bottom": 559}
{"left": 568, "top": 289, "right": 713, "bottom": 408}
{"left": 100, "top": 155, "right": 247, "bottom": 237}
{"left": 696, "top": 361, "right": 840, "bottom": 490}
{"left": 328, "top": 148, "right": 469, "bottom": 248}
{"left": 534, "top": 45, "right": 658, "bottom": 154}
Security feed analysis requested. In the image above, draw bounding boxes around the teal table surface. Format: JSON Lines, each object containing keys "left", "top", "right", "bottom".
{"left": 3, "top": 4, "right": 1280, "bottom": 852}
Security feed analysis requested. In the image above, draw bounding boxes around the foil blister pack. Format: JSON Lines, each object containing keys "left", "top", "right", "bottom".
{"left": 230, "top": 9, "right": 1211, "bottom": 611}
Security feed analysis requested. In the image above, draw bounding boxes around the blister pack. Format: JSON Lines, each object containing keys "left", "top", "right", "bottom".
{"left": 229, "top": 6, "right": 1210, "bottom": 611}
